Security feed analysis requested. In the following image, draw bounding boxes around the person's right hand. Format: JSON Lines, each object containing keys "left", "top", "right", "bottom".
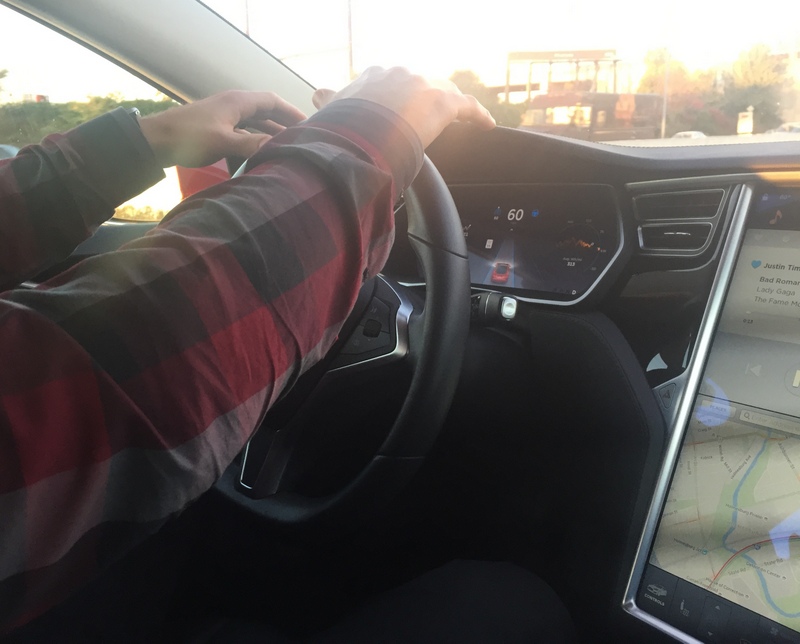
{"left": 312, "top": 67, "right": 496, "bottom": 149}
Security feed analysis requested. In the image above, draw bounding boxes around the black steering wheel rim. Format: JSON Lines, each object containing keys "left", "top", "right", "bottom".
{"left": 214, "top": 156, "right": 470, "bottom": 530}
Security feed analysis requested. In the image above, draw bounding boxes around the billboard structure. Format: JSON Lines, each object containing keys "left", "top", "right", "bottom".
{"left": 504, "top": 50, "right": 620, "bottom": 103}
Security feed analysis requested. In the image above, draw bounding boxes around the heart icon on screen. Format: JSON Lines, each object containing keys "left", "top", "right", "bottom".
{"left": 752, "top": 260, "right": 762, "bottom": 268}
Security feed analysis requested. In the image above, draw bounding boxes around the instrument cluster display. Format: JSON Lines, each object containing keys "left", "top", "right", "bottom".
{"left": 450, "top": 184, "right": 622, "bottom": 303}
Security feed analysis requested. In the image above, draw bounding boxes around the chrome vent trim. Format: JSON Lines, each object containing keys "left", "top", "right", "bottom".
{"left": 638, "top": 221, "right": 713, "bottom": 252}
{"left": 634, "top": 189, "right": 725, "bottom": 221}
{"left": 630, "top": 185, "right": 733, "bottom": 258}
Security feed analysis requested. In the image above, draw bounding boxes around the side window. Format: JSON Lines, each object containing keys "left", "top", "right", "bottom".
{"left": 0, "top": 5, "right": 193, "bottom": 222}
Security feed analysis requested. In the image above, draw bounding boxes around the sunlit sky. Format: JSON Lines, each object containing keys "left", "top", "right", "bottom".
{"left": 0, "top": 0, "right": 798, "bottom": 102}
{"left": 203, "top": 0, "right": 800, "bottom": 91}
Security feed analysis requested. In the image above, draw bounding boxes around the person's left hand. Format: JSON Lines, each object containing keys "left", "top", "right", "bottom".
{"left": 138, "top": 90, "right": 307, "bottom": 168}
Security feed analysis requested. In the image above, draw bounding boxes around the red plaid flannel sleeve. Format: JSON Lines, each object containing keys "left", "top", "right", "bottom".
{"left": 0, "top": 107, "right": 165, "bottom": 291}
{"left": 0, "top": 99, "right": 422, "bottom": 631}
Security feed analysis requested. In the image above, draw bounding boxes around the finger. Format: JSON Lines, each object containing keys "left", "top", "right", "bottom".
{"left": 453, "top": 94, "right": 496, "bottom": 130}
{"left": 238, "top": 118, "right": 286, "bottom": 136}
{"left": 220, "top": 131, "right": 272, "bottom": 160}
{"left": 234, "top": 91, "right": 307, "bottom": 126}
{"left": 312, "top": 88, "right": 336, "bottom": 110}
{"left": 360, "top": 66, "right": 391, "bottom": 78}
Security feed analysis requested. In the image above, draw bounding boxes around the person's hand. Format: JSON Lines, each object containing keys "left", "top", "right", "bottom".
{"left": 138, "top": 91, "right": 307, "bottom": 168}
{"left": 312, "top": 67, "right": 495, "bottom": 148}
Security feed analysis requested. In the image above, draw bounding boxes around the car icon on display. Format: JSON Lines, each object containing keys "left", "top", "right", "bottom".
{"left": 647, "top": 584, "right": 668, "bottom": 597}
{"left": 491, "top": 262, "right": 511, "bottom": 284}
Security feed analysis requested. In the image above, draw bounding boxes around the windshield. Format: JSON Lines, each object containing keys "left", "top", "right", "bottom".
{"left": 200, "top": 0, "right": 800, "bottom": 145}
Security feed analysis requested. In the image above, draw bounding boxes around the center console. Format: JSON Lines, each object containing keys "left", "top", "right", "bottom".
{"left": 626, "top": 182, "right": 800, "bottom": 643}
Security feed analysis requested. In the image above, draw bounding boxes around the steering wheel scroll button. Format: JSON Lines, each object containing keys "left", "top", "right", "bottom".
{"left": 363, "top": 319, "right": 382, "bottom": 338}
{"left": 365, "top": 299, "right": 392, "bottom": 332}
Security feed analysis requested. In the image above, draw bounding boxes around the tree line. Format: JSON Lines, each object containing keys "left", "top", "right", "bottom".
{"left": 0, "top": 80, "right": 175, "bottom": 148}
{"left": 637, "top": 45, "right": 794, "bottom": 135}
{"left": 450, "top": 44, "right": 797, "bottom": 136}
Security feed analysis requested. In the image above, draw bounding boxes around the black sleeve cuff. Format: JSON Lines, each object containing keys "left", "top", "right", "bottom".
{"left": 58, "top": 107, "right": 166, "bottom": 227}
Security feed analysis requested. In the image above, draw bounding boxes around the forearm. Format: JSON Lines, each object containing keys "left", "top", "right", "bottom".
{"left": 0, "top": 108, "right": 164, "bottom": 290}
{"left": 0, "top": 100, "right": 421, "bottom": 631}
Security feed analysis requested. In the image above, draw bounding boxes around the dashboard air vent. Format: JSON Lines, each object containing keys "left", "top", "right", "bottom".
{"left": 639, "top": 222, "right": 713, "bottom": 251}
{"left": 634, "top": 189, "right": 724, "bottom": 220}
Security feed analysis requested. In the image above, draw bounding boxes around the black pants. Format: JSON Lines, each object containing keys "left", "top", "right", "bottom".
{"left": 210, "top": 560, "right": 577, "bottom": 643}
{"left": 8, "top": 559, "right": 576, "bottom": 643}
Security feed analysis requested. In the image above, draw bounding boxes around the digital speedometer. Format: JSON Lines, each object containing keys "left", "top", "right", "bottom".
{"left": 450, "top": 184, "right": 622, "bottom": 303}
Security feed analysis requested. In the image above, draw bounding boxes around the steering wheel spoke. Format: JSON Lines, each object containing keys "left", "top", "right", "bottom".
{"left": 236, "top": 277, "right": 415, "bottom": 499}
{"left": 328, "top": 277, "right": 414, "bottom": 372}
{"left": 215, "top": 157, "right": 470, "bottom": 529}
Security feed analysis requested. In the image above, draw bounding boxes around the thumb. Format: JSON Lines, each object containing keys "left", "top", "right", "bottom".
{"left": 312, "top": 88, "right": 336, "bottom": 110}
{"left": 222, "top": 131, "right": 272, "bottom": 161}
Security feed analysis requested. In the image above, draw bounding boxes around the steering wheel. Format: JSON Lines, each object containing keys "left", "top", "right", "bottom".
{"left": 213, "top": 157, "right": 470, "bottom": 530}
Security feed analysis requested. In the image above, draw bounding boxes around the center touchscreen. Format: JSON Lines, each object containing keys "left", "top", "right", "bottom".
{"left": 638, "top": 190, "right": 800, "bottom": 641}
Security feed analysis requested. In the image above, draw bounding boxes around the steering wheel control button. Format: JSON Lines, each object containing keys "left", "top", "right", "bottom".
{"left": 365, "top": 298, "right": 392, "bottom": 331}
{"left": 500, "top": 296, "right": 517, "bottom": 320}
{"left": 363, "top": 318, "right": 382, "bottom": 338}
{"left": 340, "top": 329, "right": 392, "bottom": 355}
{"left": 330, "top": 282, "right": 406, "bottom": 369}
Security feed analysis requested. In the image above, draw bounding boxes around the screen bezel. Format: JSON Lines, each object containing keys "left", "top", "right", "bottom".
{"left": 447, "top": 182, "right": 626, "bottom": 306}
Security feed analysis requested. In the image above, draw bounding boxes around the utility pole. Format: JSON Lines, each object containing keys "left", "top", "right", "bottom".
{"left": 347, "top": 0, "right": 355, "bottom": 79}
{"left": 660, "top": 51, "right": 670, "bottom": 139}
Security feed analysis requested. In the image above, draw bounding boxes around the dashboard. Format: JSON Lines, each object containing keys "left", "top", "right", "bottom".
{"left": 416, "top": 125, "right": 800, "bottom": 644}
